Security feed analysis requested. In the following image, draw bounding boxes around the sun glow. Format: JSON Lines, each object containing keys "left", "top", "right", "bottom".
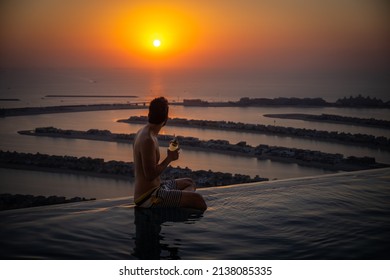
{"left": 117, "top": 5, "right": 198, "bottom": 66}
{"left": 153, "top": 39, "right": 161, "bottom": 47}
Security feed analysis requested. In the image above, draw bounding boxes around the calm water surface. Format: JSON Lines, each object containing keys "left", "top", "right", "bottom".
{"left": 1, "top": 169, "right": 389, "bottom": 259}
{"left": 1, "top": 69, "right": 389, "bottom": 259}
{"left": 1, "top": 68, "right": 389, "bottom": 198}
{"left": 1, "top": 109, "right": 389, "bottom": 163}
{"left": 0, "top": 107, "right": 389, "bottom": 198}
{"left": 1, "top": 68, "right": 389, "bottom": 105}
{"left": 0, "top": 168, "right": 133, "bottom": 199}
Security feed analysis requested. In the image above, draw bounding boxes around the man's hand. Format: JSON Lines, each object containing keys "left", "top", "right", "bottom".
{"left": 167, "top": 148, "right": 180, "bottom": 162}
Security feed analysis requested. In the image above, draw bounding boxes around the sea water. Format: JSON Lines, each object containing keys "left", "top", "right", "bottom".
{"left": 0, "top": 68, "right": 389, "bottom": 198}
{"left": 1, "top": 68, "right": 389, "bottom": 106}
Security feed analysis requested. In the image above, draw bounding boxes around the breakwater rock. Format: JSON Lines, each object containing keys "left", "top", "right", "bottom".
{"left": 19, "top": 127, "right": 389, "bottom": 171}
{"left": 264, "top": 113, "right": 390, "bottom": 129}
{"left": 120, "top": 116, "right": 390, "bottom": 150}
{"left": 0, "top": 151, "right": 267, "bottom": 187}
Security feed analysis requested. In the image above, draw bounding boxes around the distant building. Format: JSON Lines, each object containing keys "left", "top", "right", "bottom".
{"left": 183, "top": 99, "right": 209, "bottom": 106}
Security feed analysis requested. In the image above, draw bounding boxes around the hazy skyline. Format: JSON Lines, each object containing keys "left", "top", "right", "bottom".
{"left": 1, "top": 0, "right": 389, "bottom": 73}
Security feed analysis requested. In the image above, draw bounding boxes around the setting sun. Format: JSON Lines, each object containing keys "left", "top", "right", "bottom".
{"left": 153, "top": 39, "right": 161, "bottom": 48}
{"left": 114, "top": 4, "right": 199, "bottom": 67}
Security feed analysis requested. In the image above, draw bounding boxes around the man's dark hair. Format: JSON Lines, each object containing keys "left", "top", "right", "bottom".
{"left": 148, "top": 97, "right": 169, "bottom": 125}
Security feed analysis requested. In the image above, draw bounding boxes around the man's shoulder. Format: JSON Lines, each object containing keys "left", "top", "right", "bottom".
{"left": 135, "top": 131, "right": 156, "bottom": 147}
{"left": 134, "top": 127, "right": 148, "bottom": 140}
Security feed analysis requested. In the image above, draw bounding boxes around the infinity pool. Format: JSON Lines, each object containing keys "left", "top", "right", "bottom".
{"left": 1, "top": 168, "right": 389, "bottom": 259}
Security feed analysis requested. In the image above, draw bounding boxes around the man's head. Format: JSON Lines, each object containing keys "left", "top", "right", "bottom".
{"left": 148, "top": 97, "right": 169, "bottom": 126}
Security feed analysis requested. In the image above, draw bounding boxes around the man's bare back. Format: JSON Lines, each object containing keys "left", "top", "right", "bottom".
{"left": 133, "top": 124, "right": 166, "bottom": 200}
{"left": 132, "top": 97, "right": 207, "bottom": 210}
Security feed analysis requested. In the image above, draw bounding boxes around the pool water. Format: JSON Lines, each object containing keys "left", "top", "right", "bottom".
{"left": 1, "top": 168, "right": 389, "bottom": 260}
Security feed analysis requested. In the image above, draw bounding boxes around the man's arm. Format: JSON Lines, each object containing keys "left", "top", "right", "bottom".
{"left": 140, "top": 137, "right": 179, "bottom": 181}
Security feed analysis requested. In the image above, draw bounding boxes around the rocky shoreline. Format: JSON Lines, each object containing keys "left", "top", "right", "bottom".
{"left": 0, "top": 150, "right": 268, "bottom": 187}
{"left": 120, "top": 116, "right": 390, "bottom": 150}
{"left": 18, "top": 127, "right": 389, "bottom": 171}
{"left": 263, "top": 113, "right": 390, "bottom": 129}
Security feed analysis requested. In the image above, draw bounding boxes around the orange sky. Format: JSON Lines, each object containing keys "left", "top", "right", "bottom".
{"left": 1, "top": 0, "right": 389, "bottom": 71}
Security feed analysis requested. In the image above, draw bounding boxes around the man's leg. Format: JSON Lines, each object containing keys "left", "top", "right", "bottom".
{"left": 175, "top": 178, "right": 206, "bottom": 210}
{"left": 179, "top": 191, "right": 207, "bottom": 211}
{"left": 175, "top": 178, "right": 196, "bottom": 192}
{"left": 155, "top": 180, "right": 206, "bottom": 210}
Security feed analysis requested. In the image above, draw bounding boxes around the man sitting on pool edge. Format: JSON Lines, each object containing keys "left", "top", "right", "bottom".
{"left": 133, "top": 96, "right": 207, "bottom": 211}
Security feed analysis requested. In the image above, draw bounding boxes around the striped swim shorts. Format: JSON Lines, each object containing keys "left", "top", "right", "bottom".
{"left": 135, "top": 180, "right": 182, "bottom": 208}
